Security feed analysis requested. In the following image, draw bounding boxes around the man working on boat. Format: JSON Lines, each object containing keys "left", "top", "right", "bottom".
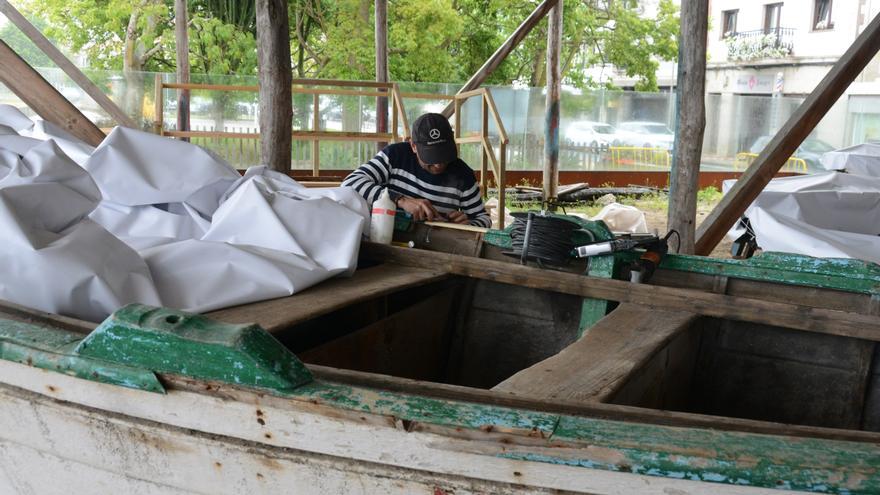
{"left": 342, "top": 113, "right": 491, "bottom": 227}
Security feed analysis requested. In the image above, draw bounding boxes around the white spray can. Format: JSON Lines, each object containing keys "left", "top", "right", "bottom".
{"left": 369, "top": 188, "right": 396, "bottom": 244}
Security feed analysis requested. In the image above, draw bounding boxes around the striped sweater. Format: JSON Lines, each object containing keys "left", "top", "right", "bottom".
{"left": 342, "top": 142, "right": 491, "bottom": 228}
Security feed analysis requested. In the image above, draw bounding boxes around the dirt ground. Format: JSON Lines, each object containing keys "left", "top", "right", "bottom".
{"left": 641, "top": 204, "right": 734, "bottom": 259}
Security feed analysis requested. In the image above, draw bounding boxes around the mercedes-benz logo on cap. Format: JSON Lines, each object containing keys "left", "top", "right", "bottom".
{"left": 429, "top": 128, "right": 441, "bottom": 140}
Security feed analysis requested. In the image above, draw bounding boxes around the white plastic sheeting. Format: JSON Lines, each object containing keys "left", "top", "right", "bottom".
{"left": 0, "top": 106, "right": 368, "bottom": 321}
{"left": 820, "top": 143, "right": 880, "bottom": 177}
{"left": 724, "top": 172, "right": 880, "bottom": 264}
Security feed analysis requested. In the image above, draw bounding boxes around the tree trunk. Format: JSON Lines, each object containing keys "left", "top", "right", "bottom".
{"left": 123, "top": 9, "right": 146, "bottom": 124}
{"left": 175, "top": 0, "right": 190, "bottom": 140}
{"left": 542, "top": 1, "right": 562, "bottom": 207}
{"left": 375, "top": 0, "right": 388, "bottom": 150}
{"left": 256, "top": 0, "right": 293, "bottom": 173}
{"left": 668, "top": 0, "right": 708, "bottom": 254}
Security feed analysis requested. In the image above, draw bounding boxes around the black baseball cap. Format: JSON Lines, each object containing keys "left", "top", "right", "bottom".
{"left": 411, "top": 113, "right": 457, "bottom": 165}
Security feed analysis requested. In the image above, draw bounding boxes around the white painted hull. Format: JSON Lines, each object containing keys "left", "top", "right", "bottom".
{"left": 0, "top": 359, "right": 796, "bottom": 495}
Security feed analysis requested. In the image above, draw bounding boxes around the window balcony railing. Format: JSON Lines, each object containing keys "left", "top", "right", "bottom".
{"left": 725, "top": 27, "right": 795, "bottom": 61}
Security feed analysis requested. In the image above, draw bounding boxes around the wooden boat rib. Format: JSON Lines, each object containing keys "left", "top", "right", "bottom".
{"left": 1, "top": 222, "right": 880, "bottom": 493}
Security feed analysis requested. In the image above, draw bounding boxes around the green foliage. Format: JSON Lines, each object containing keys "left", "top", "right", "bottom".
{"left": 0, "top": 17, "right": 53, "bottom": 67}
{"left": 16, "top": 0, "right": 680, "bottom": 93}
{"left": 697, "top": 186, "right": 722, "bottom": 204}
{"left": 187, "top": 16, "right": 257, "bottom": 75}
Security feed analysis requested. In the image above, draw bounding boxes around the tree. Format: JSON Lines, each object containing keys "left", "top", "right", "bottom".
{"left": 17, "top": 0, "right": 174, "bottom": 124}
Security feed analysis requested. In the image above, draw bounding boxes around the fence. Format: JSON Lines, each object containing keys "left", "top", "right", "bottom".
{"left": 0, "top": 67, "right": 855, "bottom": 173}
{"left": 734, "top": 152, "right": 808, "bottom": 173}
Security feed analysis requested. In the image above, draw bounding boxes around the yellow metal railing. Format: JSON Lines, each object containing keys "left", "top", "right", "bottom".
{"left": 734, "top": 152, "right": 808, "bottom": 173}
{"left": 607, "top": 146, "right": 671, "bottom": 169}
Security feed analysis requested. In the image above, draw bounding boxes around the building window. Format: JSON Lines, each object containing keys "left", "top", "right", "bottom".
{"left": 764, "top": 3, "right": 783, "bottom": 34}
{"left": 722, "top": 10, "right": 738, "bottom": 38}
{"left": 814, "top": 0, "right": 833, "bottom": 30}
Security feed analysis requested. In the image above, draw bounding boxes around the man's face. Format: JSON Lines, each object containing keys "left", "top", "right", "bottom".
{"left": 410, "top": 142, "right": 449, "bottom": 175}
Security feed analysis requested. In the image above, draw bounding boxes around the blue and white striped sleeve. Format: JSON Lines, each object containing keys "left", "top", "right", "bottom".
{"left": 342, "top": 150, "right": 393, "bottom": 204}
{"left": 460, "top": 183, "right": 492, "bottom": 228}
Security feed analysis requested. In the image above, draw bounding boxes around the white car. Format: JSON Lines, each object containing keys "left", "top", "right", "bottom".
{"left": 614, "top": 121, "right": 674, "bottom": 150}
{"left": 563, "top": 121, "right": 617, "bottom": 150}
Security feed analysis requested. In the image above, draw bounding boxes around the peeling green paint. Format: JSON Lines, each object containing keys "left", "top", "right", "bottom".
{"left": 625, "top": 251, "right": 880, "bottom": 295}
{"left": 0, "top": 319, "right": 164, "bottom": 392}
{"left": 1, "top": 309, "right": 879, "bottom": 493}
{"left": 578, "top": 254, "right": 617, "bottom": 337}
{"left": 75, "top": 304, "right": 313, "bottom": 392}
{"left": 548, "top": 415, "right": 880, "bottom": 493}
{"left": 293, "top": 381, "right": 559, "bottom": 436}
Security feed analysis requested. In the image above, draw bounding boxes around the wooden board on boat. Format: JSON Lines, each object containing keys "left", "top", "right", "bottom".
{"left": 493, "top": 304, "right": 699, "bottom": 403}
{"left": 206, "top": 263, "right": 449, "bottom": 333}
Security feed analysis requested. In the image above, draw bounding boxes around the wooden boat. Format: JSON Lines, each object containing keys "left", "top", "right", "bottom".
{"left": 1, "top": 219, "right": 879, "bottom": 494}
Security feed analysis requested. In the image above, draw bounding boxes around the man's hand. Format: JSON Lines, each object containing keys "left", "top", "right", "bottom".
{"left": 446, "top": 211, "right": 469, "bottom": 224}
{"left": 398, "top": 197, "right": 439, "bottom": 221}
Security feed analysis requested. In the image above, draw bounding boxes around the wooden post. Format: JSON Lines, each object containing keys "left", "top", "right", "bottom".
{"left": 256, "top": 0, "right": 293, "bottom": 173}
{"left": 0, "top": 40, "right": 105, "bottom": 146}
{"left": 667, "top": 0, "right": 708, "bottom": 254}
{"left": 0, "top": 0, "right": 136, "bottom": 129}
{"left": 312, "top": 93, "right": 320, "bottom": 175}
{"left": 441, "top": 0, "right": 559, "bottom": 117}
{"left": 695, "top": 12, "right": 880, "bottom": 255}
{"left": 542, "top": 0, "right": 562, "bottom": 208}
{"left": 174, "top": 0, "right": 190, "bottom": 141}
{"left": 154, "top": 74, "right": 163, "bottom": 135}
{"left": 481, "top": 96, "right": 489, "bottom": 197}
{"left": 375, "top": 0, "right": 388, "bottom": 151}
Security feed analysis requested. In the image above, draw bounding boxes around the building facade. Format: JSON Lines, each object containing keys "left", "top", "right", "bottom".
{"left": 705, "top": 0, "right": 880, "bottom": 155}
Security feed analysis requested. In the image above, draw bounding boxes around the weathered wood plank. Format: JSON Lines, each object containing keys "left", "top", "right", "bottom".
{"left": 493, "top": 304, "right": 698, "bottom": 402}
{"left": 0, "top": 41, "right": 105, "bottom": 146}
{"left": 206, "top": 264, "right": 449, "bottom": 333}
{"left": 667, "top": 0, "right": 708, "bottom": 253}
{"left": 695, "top": 11, "right": 880, "bottom": 254}
{"left": 361, "top": 243, "right": 880, "bottom": 341}
{"left": 0, "top": 0, "right": 136, "bottom": 129}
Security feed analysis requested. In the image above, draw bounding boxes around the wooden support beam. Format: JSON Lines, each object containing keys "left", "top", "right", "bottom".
{"left": 360, "top": 242, "right": 880, "bottom": 342}
{"left": 375, "top": 0, "right": 389, "bottom": 150}
{"left": 0, "top": 0, "right": 136, "bottom": 129}
{"left": 174, "top": 0, "right": 190, "bottom": 140}
{"left": 0, "top": 41, "right": 105, "bottom": 146}
{"left": 667, "top": 0, "right": 708, "bottom": 253}
{"left": 542, "top": 0, "right": 562, "bottom": 208}
{"left": 441, "top": 0, "right": 559, "bottom": 117}
{"left": 256, "top": 0, "right": 293, "bottom": 173}
{"left": 694, "top": 11, "right": 880, "bottom": 255}
{"left": 494, "top": 304, "right": 699, "bottom": 402}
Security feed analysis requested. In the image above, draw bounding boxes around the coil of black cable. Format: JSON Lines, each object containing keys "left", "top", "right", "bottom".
{"left": 505, "top": 211, "right": 580, "bottom": 266}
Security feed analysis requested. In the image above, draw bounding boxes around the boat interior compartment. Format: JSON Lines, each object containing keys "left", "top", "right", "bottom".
{"left": 273, "top": 276, "right": 586, "bottom": 389}
{"left": 609, "top": 316, "right": 880, "bottom": 431}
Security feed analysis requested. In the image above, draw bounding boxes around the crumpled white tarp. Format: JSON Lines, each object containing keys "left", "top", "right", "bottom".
{"left": 0, "top": 108, "right": 368, "bottom": 321}
{"left": 0, "top": 125, "right": 161, "bottom": 322}
{"left": 724, "top": 172, "right": 880, "bottom": 263}
{"left": 820, "top": 143, "right": 880, "bottom": 177}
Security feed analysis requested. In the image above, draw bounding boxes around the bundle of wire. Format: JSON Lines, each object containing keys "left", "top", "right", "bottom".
{"left": 506, "top": 211, "right": 581, "bottom": 265}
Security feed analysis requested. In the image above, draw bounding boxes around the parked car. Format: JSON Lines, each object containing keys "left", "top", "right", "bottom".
{"left": 563, "top": 121, "right": 617, "bottom": 151}
{"left": 614, "top": 121, "right": 675, "bottom": 150}
{"left": 749, "top": 136, "right": 835, "bottom": 172}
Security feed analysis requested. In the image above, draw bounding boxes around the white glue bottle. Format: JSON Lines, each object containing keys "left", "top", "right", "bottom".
{"left": 369, "top": 188, "right": 396, "bottom": 244}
